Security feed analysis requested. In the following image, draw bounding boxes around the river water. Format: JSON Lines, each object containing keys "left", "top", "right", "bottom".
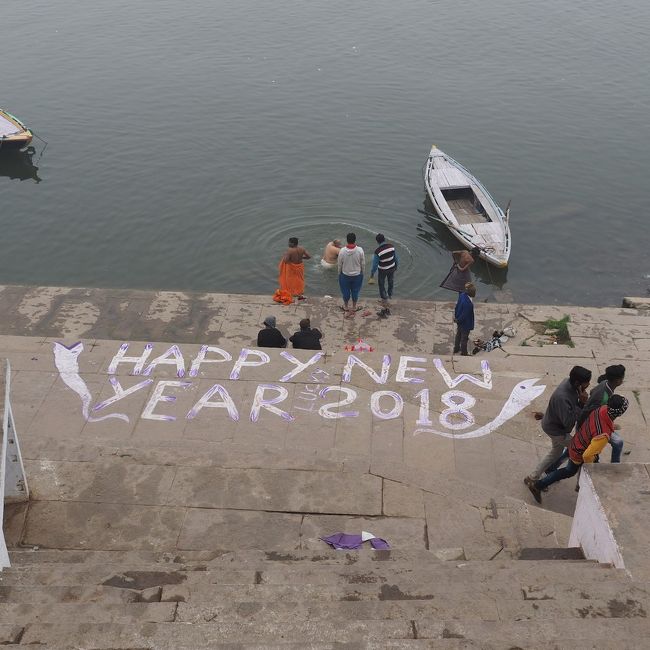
{"left": 2, "top": 0, "right": 649, "bottom": 306}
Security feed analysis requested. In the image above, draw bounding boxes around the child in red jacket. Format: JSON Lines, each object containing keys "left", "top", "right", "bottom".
{"left": 525, "top": 394, "right": 628, "bottom": 504}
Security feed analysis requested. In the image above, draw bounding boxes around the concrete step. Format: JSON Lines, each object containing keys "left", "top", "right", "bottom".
{"left": 0, "top": 602, "right": 176, "bottom": 624}
{"left": 0, "top": 574, "right": 650, "bottom": 610}
{"left": 4, "top": 547, "right": 599, "bottom": 568}
{"left": 174, "top": 595, "right": 650, "bottom": 624}
{"left": 8, "top": 548, "right": 181, "bottom": 565}
{"left": 0, "top": 565, "right": 254, "bottom": 587}
{"left": 0, "top": 559, "right": 627, "bottom": 588}
{"left": 415, "top": 618, "right": 650, "bottom": 644}
{"left": 22, "top": 437, "right": 370, "bottom": 473}
{"left": 518, "top": 546, "right": 585, "bottom": 560}
{"left": 157, "top": 578, "right": 650, "bottom": 605}
{"left": 0, "top": 585, "right": 146, "bottom": 604}
{"left": 19, "top": 619, "right": 415, "bottom": 645}
{"left": 3, "top": 573, "right": 647, "bottom": 607}
{"left": 8, "top": 642, "right": 497, "bottom": 650}
{"left": 17, "top": 618, "right": 650, "bottom": 647}
{"left": 0, "top": 625, "right": 23, "bottom": 645}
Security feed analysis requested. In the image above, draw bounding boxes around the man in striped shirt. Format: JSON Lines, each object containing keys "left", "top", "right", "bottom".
{"left": 526, "top": 395, "right": 628, "bottom": 504}
{"left": 369, "top": 233, "right": 398, "bottom": 306}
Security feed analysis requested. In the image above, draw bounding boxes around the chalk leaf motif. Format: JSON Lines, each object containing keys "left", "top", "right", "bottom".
{"left": 414, "top": 378, "right": 545, "bottom": 439}
{"left": 53, "top": 341, "right": 129, "bottom": 423}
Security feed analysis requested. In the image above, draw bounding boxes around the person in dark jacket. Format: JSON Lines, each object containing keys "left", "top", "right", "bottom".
{"left": 576, "top": 364, "right": 625, "bottom": 462}
{"left": 369, "top": 233, "right": 398, "bottom": 306}
{"left": 526, "top": 395, "right": 628, "bottom": 504}
{"left": 453, "top": 282, "right": 476, "bottom": 356}
{"left": 289, "top": 318, "right": 323, "bottom": 350}
{"left": 524, "top": 365, "right": 591, "bottom": 487}
{"left": 256, "top": 315, "right": 287, "bottom": 348}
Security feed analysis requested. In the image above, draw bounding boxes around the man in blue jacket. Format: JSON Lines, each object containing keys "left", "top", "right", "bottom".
{"left": 453, "top": 282, "right": 476, "bottom": 356}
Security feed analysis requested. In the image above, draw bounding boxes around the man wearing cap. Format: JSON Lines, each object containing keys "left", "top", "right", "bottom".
{"left": 369, "top": 233, "right": 398, "bottom": 306}
{"left": 453, "top": 282, "right": 476, "bottom": 356}
{"left": 577, "top": 364, "right": 626, "bottom": 462}
{"left": 524, "top": 365, "right": 591, "bottom": 489}
{"left": 526, "top": 395, "right": 629, "bottom": 504}
{"left": 289, "top": 318, "right": 323, "bottom": 350}
{"left": 257, "top": 316, "right": 287, "bottom": 348}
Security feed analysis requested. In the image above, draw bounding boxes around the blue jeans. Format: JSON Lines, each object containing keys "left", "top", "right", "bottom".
{"left": 545, "top": 448, "right": 568, "bottom": 474}
{"left": 537, "top": 458, "right": 581, "bottom": 490}
{"left": 610, "top": 431, "right": 623, "bottom": 463}
{"left": 377, "top": 269, "right": 395, "bottom": 301}
{"left": 339, "top": 273, "right": 363, "bottom": 303}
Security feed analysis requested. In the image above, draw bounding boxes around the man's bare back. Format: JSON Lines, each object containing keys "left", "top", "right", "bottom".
{"left": 284, "top": 244, "right": 311, "bottom": 264}
{"left": 454, "top": 250, "right": 473, "bottom": 270}
{"left": 453, "top": 247, "right": 480, "bottom": 271}
{"left": 322, "top": 240, "right": 342, "bottom": 264}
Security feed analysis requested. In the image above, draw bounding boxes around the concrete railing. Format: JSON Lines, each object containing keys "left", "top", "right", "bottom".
{"left": 570, "top": 463, "right": 650, "bottom": 580}
{"left": 1, "top": 359, "right": 29, "bottom": 569}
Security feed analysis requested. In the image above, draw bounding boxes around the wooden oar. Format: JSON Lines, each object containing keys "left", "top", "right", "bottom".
{"left": 416, "top": 208, "right": 475, "bottom": 240}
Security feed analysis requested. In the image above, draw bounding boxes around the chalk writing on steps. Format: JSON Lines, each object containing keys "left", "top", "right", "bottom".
{"left": 52, "top": 342, "right": 545, "bottom": 438}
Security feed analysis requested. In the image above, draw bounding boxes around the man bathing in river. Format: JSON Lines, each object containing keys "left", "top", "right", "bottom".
{"left": 321, "top": 239, "right": 342, "bottom": 268}
{"left": 279, "top": 237, "right": 311, "bottom": 299}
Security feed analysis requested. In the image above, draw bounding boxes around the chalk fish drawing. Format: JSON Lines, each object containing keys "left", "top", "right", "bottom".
{"left": 53, "top": 342, "right": 129, "bottom": 423}
{"left": 414, "top": 378, "right": 545, "bottom": 440}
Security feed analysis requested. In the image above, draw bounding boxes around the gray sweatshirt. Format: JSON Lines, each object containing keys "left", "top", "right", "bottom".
{"left": 338, "top": 246, "right": 365, "bottom": 276}
{"left": 541, "top": 378, "right": 584, "bottom": 437}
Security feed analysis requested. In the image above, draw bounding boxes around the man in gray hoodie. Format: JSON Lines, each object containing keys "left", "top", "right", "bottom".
{"left": 524, "top": 366, "right": 591, "bottom": 487}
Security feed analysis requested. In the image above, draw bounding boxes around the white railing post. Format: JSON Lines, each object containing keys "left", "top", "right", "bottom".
{"left": 1, "top": 360, "right": 29, "bottom": 569}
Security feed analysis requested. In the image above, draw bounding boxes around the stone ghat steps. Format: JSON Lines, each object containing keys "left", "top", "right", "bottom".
{"left": 0, "top": 556, "right": 632, "bottom": 591}
{"left": 0, "top": 640, "right": 644, "bottom": 650}
{"left": 6, "top": 548, "right": 578, "bottom": 567}
{"left": 0, "top": 557, "right": 610, "bottom": 587}
{"left": 3, "top": 578, "right": 647, "bottom": 606}
{"left": 0, "top": 630, "right": 595, "bottom": 650}
{"left": 1, "top": 553, "right": 648, "bottom": 649}
{"left": 9, "top": 618, "right": 650, "bottom": 648}
{"left": 0, "top": 596, "right": 646, "bottom": 626}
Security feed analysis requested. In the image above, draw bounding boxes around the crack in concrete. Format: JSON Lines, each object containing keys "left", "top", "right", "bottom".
{"left": 488, "top": 546, "right": 504, "bottom": 560}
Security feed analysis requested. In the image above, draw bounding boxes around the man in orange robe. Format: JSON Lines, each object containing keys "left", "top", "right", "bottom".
{"left": 279, "top": 237, "right": 311, "bottom": 299}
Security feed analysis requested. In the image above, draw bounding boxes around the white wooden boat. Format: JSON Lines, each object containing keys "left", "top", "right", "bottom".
{"left": 423, "top": 145, "right": 511, "bottom": 267}
{"left": 0, "top": 110, "right": 33, "bottom": 151}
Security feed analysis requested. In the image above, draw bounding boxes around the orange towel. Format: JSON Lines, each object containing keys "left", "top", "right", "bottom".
{"left": 278, "top": 260, "right": 305, "bottom": 297}
{"left": 273, "top": 289, "right": 293, "bottom": 305}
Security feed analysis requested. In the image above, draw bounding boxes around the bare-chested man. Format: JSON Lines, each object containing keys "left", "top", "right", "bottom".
{"left": 321, "top": 239, "right": 342, "bottom": 268}
{"left": 440, "top": 246, "right": 481, "bottom": 293}
{"left": 278, "top": 237, "right": 311, "bottom": 299}
{"left": 283, "top": 237, "right": 311, "bottom": 264}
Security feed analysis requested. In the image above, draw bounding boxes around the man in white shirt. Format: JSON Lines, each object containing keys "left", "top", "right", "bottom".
{"left": 337, "top": 232, "right": 365, "bottom": 317}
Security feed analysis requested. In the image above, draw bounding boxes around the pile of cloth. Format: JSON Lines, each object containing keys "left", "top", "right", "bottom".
{"left": 472, "top": 328, "right": 514, "bottom": 355}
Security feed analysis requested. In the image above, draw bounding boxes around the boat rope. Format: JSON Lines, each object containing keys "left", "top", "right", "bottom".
{"left": 32, "top": 133, "right": 48, "bottom": 164}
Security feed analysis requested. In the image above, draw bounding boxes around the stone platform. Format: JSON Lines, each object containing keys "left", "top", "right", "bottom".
{"left": 1, "top": 285, "right": 650, "bottom": 647}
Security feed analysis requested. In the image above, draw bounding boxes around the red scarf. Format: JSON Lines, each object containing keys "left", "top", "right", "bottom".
{"left": 346, "top": 244, "right": 357, "bottom": 249}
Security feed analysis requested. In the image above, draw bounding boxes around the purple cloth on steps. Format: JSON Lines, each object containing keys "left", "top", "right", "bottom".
{"left": 320, "top": 533, "right": 390, "bottom": 550}
{"left": 369, "top": 537, "right": 390, "bottom": 550}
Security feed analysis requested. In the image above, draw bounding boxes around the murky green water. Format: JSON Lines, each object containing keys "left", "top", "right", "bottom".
{"left": 2, "top": 0, "right": 649, "bottom": 305}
